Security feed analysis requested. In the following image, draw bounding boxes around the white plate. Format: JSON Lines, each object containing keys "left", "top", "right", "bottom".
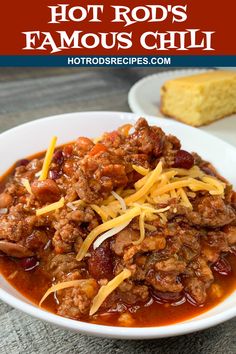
{"left": 0, "top": 111, "right": 236, "bottom": 339}
{"left": 128, "top": 69, "right": 236, "bottom": 147}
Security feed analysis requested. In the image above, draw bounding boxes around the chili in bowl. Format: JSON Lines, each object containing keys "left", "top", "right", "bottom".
{"left": 0, "top": 111, "right": 235, "bottom": 339}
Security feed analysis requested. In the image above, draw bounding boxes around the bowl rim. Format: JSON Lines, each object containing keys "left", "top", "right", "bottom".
{"left": 0, "top": 110, "right": 236, "bottom": 339}
{"left": 1, "top": 285, "right": 236, "bottom": 340}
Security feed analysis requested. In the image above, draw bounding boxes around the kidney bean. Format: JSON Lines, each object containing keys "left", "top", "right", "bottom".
{"left": 173, "top": 150, "right": 194, "bottom": 169}
{"left": 76, "top": 137, "right": 94, "bottom": 152}
{"left": 53, "top": 150, "right": 64, "bottom": 165}
{"left": 48, "top": 170, "right": 62, "bottom": 180}
{"left": 213, "top": 257, "right": 232, "bottom": 276}
{"left": 17, "top": 159, "right": 29, "bottom": 167}
{"left": 31, "top": 179, "right": 61, "bottom": 203}
{"left": 19, "top": 256, "right": 39, "bottom": 271}
{"left": 0, "top": 242, "right": 34, "bottom": 258}
{"left": 0, "top": 193, "right": 12, "bottom": 208}
{"left": 88, "top": 241, "right": 113, "bottom": 280}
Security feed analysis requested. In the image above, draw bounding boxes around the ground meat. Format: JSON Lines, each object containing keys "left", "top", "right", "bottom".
{"left": 112, "top": 228, "right": 139, "bottom": 256}
{"left": 189, "top": 258, "right": 213, "bottom": 283}
{"left": 52, "top": 206, "right": 98, "bottom": 254}
{"left": 68, "top": 207, "right": 98, "bottom": 228}
{"left": 58, "top": 278, "right": 98, "bottom": 319}
{"left": 75, "top": 151, "right": 128, "bottom": 204}
{"left": 184, "top": 196, "right": 235, "bottom": 228}
{"left": 201, "top": 231, "right": 229, "bottom": 262}
{"left": 123, "top": 235, "right": 166, "bottom": 262}
{"left": 223, "top": 225, "right": 236, "bottom": 245}
{"left": 124, "top": 153, "right": 150, "bottom": 169}
{"left": 184, "top": 277, "right": 207, "bottom": 305}
{"left": 0, "top": 204, "right": 36, "bottom": 243}
{"left": 146, "top": 269, "right": 183, "bottom": 293}
{"left": 163, "top": 135, "right": 181, "bottom": 167}
{"left": 102, "top": 130, "right": 125, "bottom": 149}
{"left": 1, "top": 117, "right": 236, "bottom": 321}
{"left": 53, "top": 223, "right": 83, "bottom": 254}
{"left": 49, "top": 254, "right": 81, "bottom": 280}
{"left": 144, "top": 255, "right": 186, "bottom": 293}
{"left": 129, "top": 118, "right": 166, "bottom": 157}
{"left": 167, "top": 196, "right": 236, "bottom": 230}
{"left": 183, "top": 257, "right": 213, "bottom": 304}
{"left": 155, "top": 257, "right": 186, "bottom": 273}
{"left": 231, "top": 191, "right": 236, "bottom": 210}
{"left": 118, "top": 280, "right": 149, "bottom": 304}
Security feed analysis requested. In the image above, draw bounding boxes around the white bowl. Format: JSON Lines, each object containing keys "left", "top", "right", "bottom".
{"left": 0, "top": 111, "right": 235, "bottom": 339}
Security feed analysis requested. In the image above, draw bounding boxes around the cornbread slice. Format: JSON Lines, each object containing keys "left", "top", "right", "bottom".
{"left": 160, "top": 70, "right": 236, "bottom": 126}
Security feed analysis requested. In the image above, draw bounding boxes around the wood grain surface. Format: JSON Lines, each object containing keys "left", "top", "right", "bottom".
{"left": 0, "top": 67, "right": 235, "bottom": 354}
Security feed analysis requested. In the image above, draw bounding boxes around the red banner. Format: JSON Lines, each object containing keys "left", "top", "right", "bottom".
{"left": 1, "top": 0, "right": 235, "bottom": 55}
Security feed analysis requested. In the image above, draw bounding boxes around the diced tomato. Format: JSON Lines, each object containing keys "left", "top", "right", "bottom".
{"left": 106, "top": 131, "right": 119, "bottom": 142}
{"left": 118, "top": 124, "right": 132, "bottom": 136}
{"left": 89, "top": 143, "right": 107, "bottom": 156}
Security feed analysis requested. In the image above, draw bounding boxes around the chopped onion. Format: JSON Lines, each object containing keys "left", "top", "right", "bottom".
{"left": 93, "top": 221, "right": 130, "bottom": 250}
{"left": 111, "top": 191, "right": 126, "bottom": 212}
{"left": 0, "top": 208, "right": 8, "bottom": 215}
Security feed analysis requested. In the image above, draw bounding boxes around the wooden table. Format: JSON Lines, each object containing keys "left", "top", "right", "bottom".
{"left": 0, "top": 68, "right": 235, "bottom": 354}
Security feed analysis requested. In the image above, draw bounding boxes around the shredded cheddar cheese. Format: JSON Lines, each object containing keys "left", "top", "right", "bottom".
{"left": 172, "top": 166, "right": 204, "bottom": 178}
{"left": 91, "top": 204, "right": 108, "bottom": 222}
{"left": 125, "top": 161, "right": 163, "bottom": 205}
{"left": 111, "top": 191, "right": 126, "bottom": 212}
{"left": 178, "top": 187, "right": 192, "bottom": 209}
{"left": 151, "top": 178, "right": 220, "bottom": 197}
{"left": 101, "top": 205, "right": 117, "bottom": 219}
{"left": 93, "top": 221, "right": 130, "bottom": 250}
{"left": 39, "top": 279, "right": 95, "bottom": 307}
{"left": 134, "top": 174, "right": 149, "bottom": 190}
{"left": 201, "top": 176, "right": 225, "bottom": 195}
{"left": 39, "top": 136, "right": 57, "bottom": 181}
{"left": 39, "top": 280, "right": 82, "bottom": 306}
{"left": 36, "top": 197, "right": 64, "bottom": 216}
{"left": 132, "top": 165, "right": 150, "bottom": 176}
{"left": 89, "top": 269, "right": 131, "bottom": 316}
{"left": 76, "top": 206, "right": 141, "bottom": 261}
{"left": 30, "top": 135, "right": 227, "bottom": 318}
{"left": 134, "top": 204, "right": 170, "bottom": 215}
{"left": 132, "top": 211, "right": 145, "bottom": 245}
